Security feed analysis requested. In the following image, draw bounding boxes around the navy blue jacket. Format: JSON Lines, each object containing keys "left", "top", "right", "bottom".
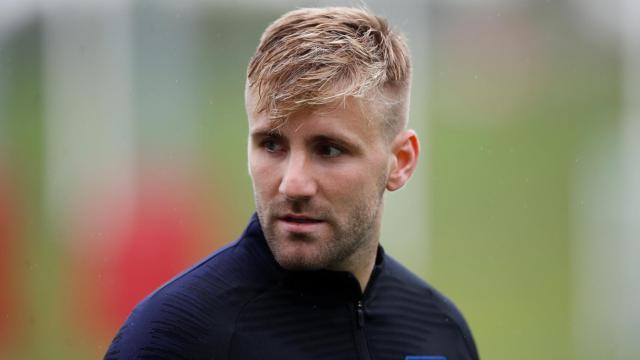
{"left": 105, "top": 214, "right": 479, "bottom": 360}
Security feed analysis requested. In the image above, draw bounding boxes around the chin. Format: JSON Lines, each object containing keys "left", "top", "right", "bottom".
{"left": 275, "top": 257, "right": 322, "bottom": 271}
{"left": 271, "top": 246, "right": 324, "bottom": 271}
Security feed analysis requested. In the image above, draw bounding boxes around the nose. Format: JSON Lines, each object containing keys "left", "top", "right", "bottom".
{"left": 278, "top": 152, "right": 317, "bottom": 199}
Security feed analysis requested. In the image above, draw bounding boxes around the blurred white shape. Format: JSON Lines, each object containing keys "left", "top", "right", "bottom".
{"left": 571, "top": 0, "right": 640, "bottom": 359}
{"left": 617, "top": 0, "right": 640, "bottom": 358}
{"left": 41, "top": 0, "right": 135, "bottom": 249}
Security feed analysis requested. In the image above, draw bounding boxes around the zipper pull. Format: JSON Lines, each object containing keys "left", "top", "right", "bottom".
{"left": 356, "top": 300, "right": 365, "bottom": 328}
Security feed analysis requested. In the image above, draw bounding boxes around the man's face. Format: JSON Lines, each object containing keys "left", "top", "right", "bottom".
{"left": 247, "top": 96, "right": 392, "bottom": 272}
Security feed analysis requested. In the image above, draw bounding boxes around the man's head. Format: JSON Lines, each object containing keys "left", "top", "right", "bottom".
{"left": 245, "top": 7, "right": 419, "bottom": 277}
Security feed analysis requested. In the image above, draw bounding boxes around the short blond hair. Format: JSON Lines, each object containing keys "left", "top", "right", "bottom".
{"left": 247, "top": 7, "right": 411, "bottom": 138}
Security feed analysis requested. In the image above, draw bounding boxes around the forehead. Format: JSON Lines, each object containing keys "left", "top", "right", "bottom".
{"left": 247, "top": 89, "right": 384, "bottom": 133}
{"left": 248, "top": 98, "right": 383, "bottom": 142}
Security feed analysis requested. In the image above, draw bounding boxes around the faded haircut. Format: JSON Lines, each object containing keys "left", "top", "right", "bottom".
{"left": 246, "top": 7, "right": 411, "bottom": 140}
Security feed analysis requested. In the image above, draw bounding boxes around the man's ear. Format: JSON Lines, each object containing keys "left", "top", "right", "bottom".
{"left": 386, "top": 129, "right": 420, "bottom": 191}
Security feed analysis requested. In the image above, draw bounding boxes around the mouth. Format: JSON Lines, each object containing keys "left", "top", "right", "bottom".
{"left": 278, "top": 214, "right": 324, "bottom": 233}
{"left": 281, "top": 214, "right": 323, "bottom": 224}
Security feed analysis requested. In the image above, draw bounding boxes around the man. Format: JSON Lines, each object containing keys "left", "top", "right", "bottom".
{"left": 105, "top": 7, "right": 479, "bottom": 360}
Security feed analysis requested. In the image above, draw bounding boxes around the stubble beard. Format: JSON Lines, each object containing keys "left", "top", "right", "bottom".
{"left": 254, "top": 192, "right": 384, "bottom": 272}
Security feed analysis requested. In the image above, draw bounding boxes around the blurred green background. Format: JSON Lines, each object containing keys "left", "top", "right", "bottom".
{"left": 1, "top": 0, "right": 638, "bottom": 359}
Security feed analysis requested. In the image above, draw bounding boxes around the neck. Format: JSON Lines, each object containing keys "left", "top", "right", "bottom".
{"left": 329, "top": 238, "right": 379, "bottom": 293}
{"left": 345, "top": 205, "right": 384, "bottom": 292}
{"left": 352, "top": 243, "right": 378, "bottom": 292}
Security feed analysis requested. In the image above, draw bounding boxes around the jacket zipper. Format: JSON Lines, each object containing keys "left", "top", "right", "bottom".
{"left": 356, "top": 301, "right": 365, "bottom": 328}
{"left": 353, "top": 300, "right": 371, "bottom": 359}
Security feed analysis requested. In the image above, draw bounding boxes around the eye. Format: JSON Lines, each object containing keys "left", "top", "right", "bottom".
{"left": 261, "top": 138, "right": 285, "bottom": 153}
{"left": 317, "top": 143, "right": 343, "bottom": 158}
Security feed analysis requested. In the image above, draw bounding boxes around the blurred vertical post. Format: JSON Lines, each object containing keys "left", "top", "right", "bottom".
{"left": 40, "top": 0, "right": 134, "bottom": 357}
{"left": 41, "top": 0, "right": 135, "bottom": 248}
{"left": 618, "top": 0, "right": 640, "bottom": 357}
{"left": 571, "top": 0, "right": 640, "bottom": 359}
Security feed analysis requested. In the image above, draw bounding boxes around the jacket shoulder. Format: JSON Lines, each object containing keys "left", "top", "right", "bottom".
{"left": 105, "top": 219, "right": 275, "bottom": 359}
{"left": 381, "top": 255, "right": 480, "bottom": 360}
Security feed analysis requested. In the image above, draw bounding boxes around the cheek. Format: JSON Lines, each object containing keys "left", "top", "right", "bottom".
{"left": 322, "top": 165, "right": 384, "bottom": 202}
{"left": 249, "top": 158, "right": 280, "bottom": 194}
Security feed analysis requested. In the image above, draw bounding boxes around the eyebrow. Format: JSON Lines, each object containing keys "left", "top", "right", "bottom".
{"left": 250, "top": 129, "right": 283, "bottom": 139}
{"left": 249, "top": 128, "right": 364, "bottom": 152}
{"left": 310, "top": 134, "right": 357, "bottom": 149}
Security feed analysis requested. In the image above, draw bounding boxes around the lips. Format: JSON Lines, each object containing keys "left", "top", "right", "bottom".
{"left": 281, "top": 214, "right": 323, "bottom": 224}
{"left": 278, "top": 213, "right": 324, "bottom": 233}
